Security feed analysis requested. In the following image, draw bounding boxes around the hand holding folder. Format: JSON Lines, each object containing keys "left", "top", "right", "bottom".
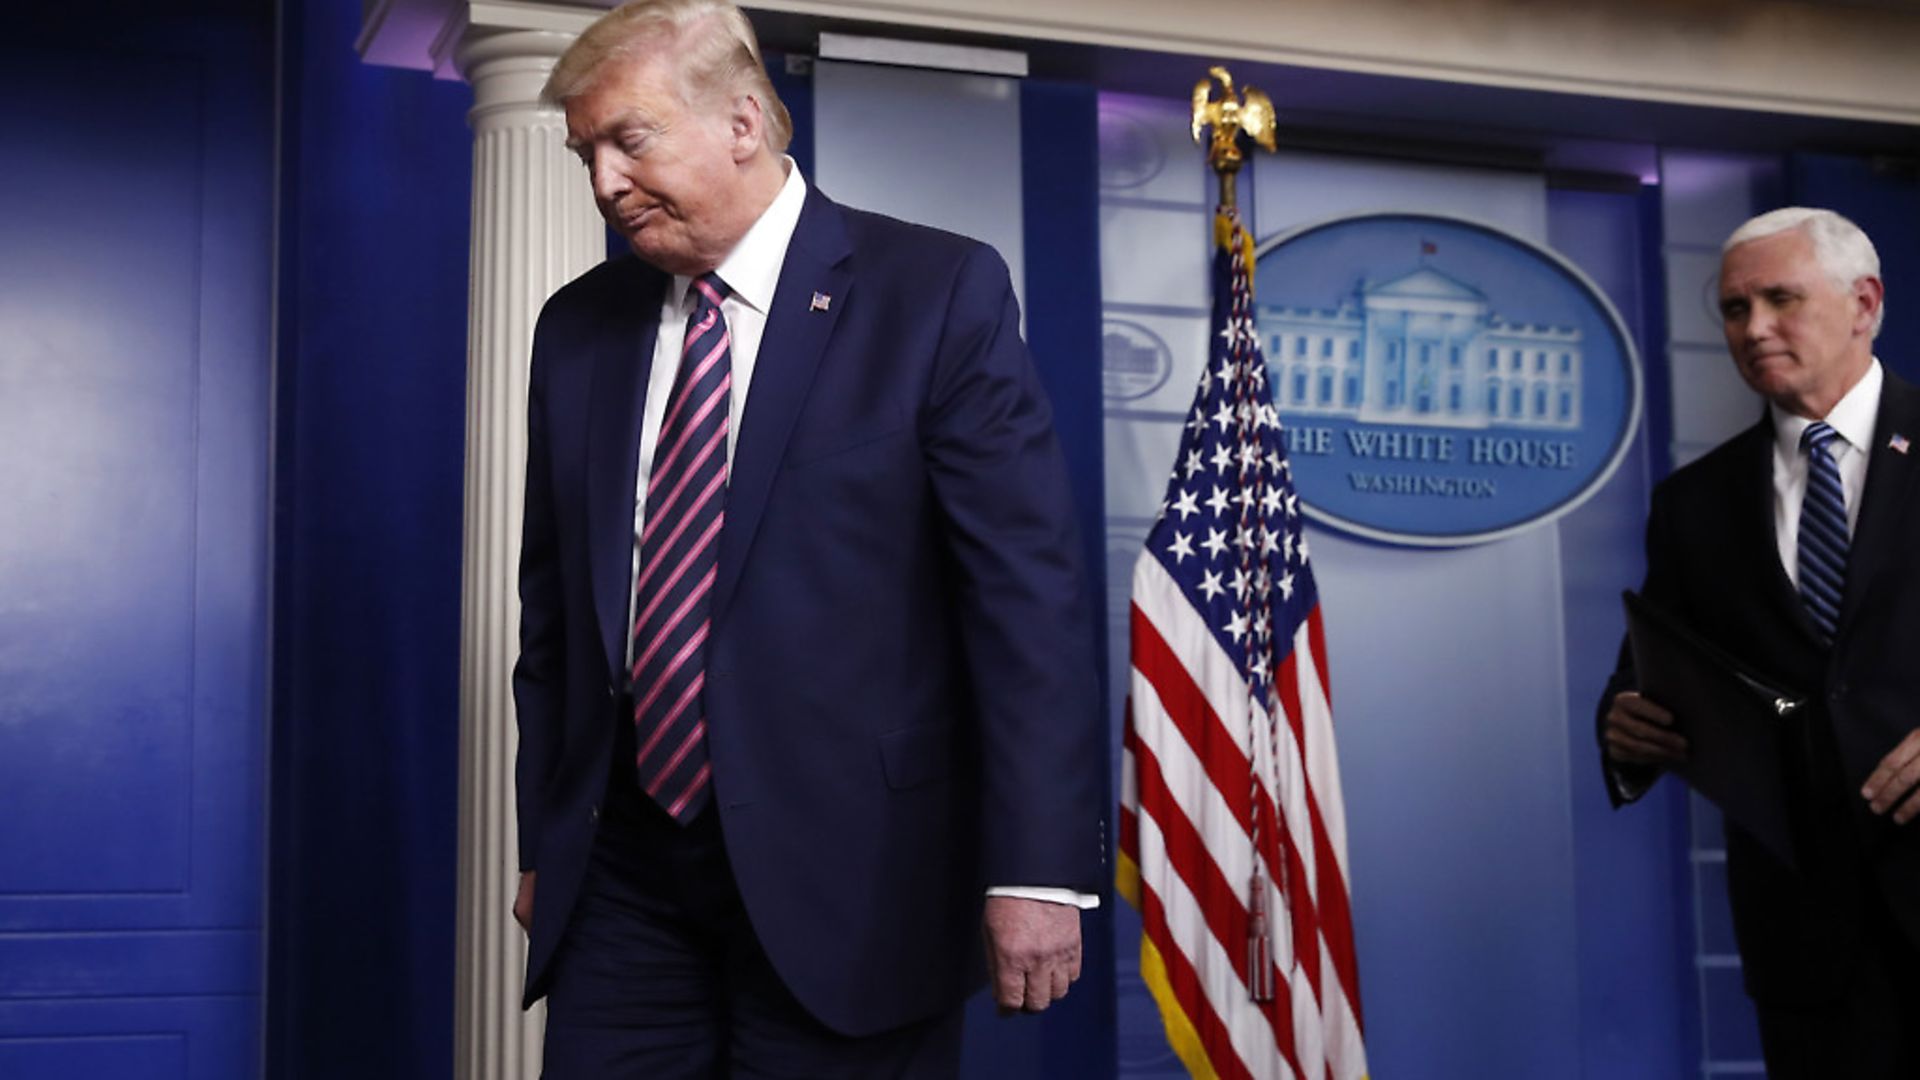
{"left": 1602, "top": 691, "right": 1687, "bottom": 769}
{"left": 1621, "top": 591, "right": 1805, "bottom": 869}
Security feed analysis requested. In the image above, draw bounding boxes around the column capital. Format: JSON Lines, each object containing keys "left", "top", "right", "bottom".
{"left": 358, "top": 0, "right": 602, "bottom": 81}
{"left": 455, "top": 30, "right": 579, "bottom": 128}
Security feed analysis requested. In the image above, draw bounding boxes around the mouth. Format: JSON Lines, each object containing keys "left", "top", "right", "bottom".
{"left": 615, "top": 205, "right": 658, "bottom": 233}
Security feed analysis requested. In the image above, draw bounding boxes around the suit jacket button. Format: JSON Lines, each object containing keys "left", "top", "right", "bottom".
{"left": 589, "top": 806, "right": 599, "bottom": 823}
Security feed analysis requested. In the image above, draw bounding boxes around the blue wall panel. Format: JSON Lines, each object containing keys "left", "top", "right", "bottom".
{"left": 0, "top": 8, "right": 274, "bottom": 1079}
{"left": 0, "top": 996, "right": 259, "bottom": 1079}
{"left": 0, "top": 48, "right": 201, "bottom": 898}
{"left": 0, "top": 1035, "right": 185, "bottom": 1080}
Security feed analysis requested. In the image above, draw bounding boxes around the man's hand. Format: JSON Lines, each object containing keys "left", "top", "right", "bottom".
{"left": 1602, "top": 691, "right": 1687, "bottom": 768}
{"left": 982, "top": 896, "right": 1082, "bottom": 1014}
{"left": 1863, "top": 729, "right": 1920, "bottom": 824}
{"left": 514, "top": 870, "right": 536, "bottom": 933}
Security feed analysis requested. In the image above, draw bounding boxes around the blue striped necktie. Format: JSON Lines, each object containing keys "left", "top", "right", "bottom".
{"left": 630, "top": 271, "right": 731, "bottom": 823}
{"left": 1797, "top": 421, "right": 1849, "bottom": 643}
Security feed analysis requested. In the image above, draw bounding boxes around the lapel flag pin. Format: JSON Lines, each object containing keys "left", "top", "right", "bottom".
{"left": 1891, "top": 433, "right": 1910, "bottom": 455}
{"left": 810, "top": 292, "right": 832, "bottom": 312}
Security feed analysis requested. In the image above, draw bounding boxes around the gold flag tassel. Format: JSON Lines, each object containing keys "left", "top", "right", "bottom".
{"left": 1247, "top": 866, "right": 1275, "bottom": 1002}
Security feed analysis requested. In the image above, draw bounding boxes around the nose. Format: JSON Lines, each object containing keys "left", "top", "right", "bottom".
{"left": 589, "top": 146, "right": 630, "bottom": 205}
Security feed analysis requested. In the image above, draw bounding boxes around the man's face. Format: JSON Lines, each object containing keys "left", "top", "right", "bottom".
{"left": 564, "top": 56, "right": 748, "bottom": 276}
{"left": 1718, "top": 227, "right": 1880, "bottom": 419}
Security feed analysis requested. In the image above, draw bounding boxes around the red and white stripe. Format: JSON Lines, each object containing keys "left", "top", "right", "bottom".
{"left": 1121, "top": 553, "right": 1367, "bottom": 1080}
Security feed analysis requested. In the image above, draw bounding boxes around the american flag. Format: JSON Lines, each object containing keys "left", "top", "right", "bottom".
{"left": 1118, "top": 209, "right": 1368, "bottom": 1080}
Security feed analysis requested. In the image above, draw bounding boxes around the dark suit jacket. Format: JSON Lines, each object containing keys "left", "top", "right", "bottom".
{"left": 511, "top": 187, "right": 1104, "bottom": 1035}
{"left": 1601, "top": 369, "right": 1920, "bottom": 1005}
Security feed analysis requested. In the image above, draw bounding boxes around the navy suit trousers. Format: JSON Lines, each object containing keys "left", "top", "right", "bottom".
{"left": 539, "top": 715, "right": 964, "bottom": 1079}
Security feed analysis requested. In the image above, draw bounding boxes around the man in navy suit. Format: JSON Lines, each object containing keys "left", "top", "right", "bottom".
{"left": 507, "top": 0, "right": 1104, "bottom": 1074}
{"left": 1600, "top": 208, "right": 1920, "bottom": 1076}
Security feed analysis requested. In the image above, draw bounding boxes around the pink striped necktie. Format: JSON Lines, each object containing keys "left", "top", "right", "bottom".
{"left": 630, "top": 271, "right": 731, "bottom": 823}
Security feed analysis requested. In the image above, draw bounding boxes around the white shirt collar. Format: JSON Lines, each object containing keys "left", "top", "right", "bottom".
{"left": 1771, "top": 358, "right": 1883, "bottom": 459}
{"left": 668, "top": 157, "right": 806, "bottom": 316}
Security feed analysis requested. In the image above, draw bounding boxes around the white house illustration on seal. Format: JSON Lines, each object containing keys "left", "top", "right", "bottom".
{"left": 1257, "top": 264, "right": 1582, "bottom": 431}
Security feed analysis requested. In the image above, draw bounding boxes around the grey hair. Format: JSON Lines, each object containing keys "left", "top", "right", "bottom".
{"left": 1724, "top": 206, "right": 1884, "bottom": 337}
{"left": 541, "top": 0, "right": 793, "bottom": 154}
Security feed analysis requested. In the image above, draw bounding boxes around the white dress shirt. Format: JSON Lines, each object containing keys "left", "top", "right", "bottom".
{"left": 622, "top": 160, "right": 1096, "bottom": 911}
{"left": 1769, "top": 359, "right": 1882, "bottom": 584}
{"left": 628, "top": 158, "right": 807, "bottom": 581}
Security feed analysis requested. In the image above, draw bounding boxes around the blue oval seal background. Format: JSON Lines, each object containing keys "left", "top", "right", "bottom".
{"left": 1253, "top": 213, "right": 1642, "bottom": 546}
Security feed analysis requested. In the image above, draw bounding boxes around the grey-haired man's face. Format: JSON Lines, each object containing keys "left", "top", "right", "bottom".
{"left": 1718, "top": 227, "right": 1880, "bottom": 419}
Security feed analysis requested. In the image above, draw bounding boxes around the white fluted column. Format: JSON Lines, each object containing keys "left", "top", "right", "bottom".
{"left": 452, "top": 27, "right": 603, "bottom": 1080}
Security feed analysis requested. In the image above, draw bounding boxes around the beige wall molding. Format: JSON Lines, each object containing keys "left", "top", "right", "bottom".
{"left": 363, "top": 0, "right": 1920, "bottom": 124}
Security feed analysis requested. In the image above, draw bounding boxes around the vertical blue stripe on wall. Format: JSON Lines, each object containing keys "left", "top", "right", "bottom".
{"left": 1020, "top": 77, "right": 1117, "bottom": 1080}
{"left": 1547, "top": 184, "right": 1695, "bottom": 1080}
{"left": 1636, "top": 185, "right": 1676, "bottom": 487}
{"left": 1790, "top": 153, "right": 1920, "bottom": 386}
{"left": 269, "top": 0, "right": 471, "bottom": 1076}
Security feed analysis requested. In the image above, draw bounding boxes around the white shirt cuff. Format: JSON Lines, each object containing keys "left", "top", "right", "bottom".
{"left": 986, "top": 886, "right": 1101, "bottom": 910}
{"left": 1607, "top": 762, "right": 1656, "bottom": 804}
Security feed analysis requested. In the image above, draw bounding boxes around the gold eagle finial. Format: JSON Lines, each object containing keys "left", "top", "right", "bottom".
{"left": 1191, "top": 65, "right": 1277, "bottom": 181}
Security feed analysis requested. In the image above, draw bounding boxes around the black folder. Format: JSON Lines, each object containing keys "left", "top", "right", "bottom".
{"left": 1622, "top": 590, "right": 1804, "bottom": 868}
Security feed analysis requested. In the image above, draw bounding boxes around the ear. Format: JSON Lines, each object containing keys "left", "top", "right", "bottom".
{"left": 1854, "top": 275, "right": 1886, "bottom": 336}
{"left": 729, "top": 92, "right": 766, "bottom": 163}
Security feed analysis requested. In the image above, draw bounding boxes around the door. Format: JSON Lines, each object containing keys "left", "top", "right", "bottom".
{"left": 0, "top": 10, "right": 274, "bottom": 1078}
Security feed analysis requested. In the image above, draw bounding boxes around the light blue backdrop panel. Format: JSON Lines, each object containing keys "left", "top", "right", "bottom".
{"left": 1096, "top": 95, "right": 1211, "bottom": 1079}
{"left": 813, "top": 60, "right": 1027, "bottom": 308}
{"left": 0, "top": 36, "right": 271, "bottom": 1080}
{"left": 1276, "top": 534, "right": 1583, "bottom": 1076}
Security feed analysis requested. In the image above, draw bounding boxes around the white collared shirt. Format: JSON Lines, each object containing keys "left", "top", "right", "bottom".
{"left": 629, "top": 157, "right": 808, "bottom": 568}
{"left": 1769, "top": 359, "right": 1882, "bottom": 584}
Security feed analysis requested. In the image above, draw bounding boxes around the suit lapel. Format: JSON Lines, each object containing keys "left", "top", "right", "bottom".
{"left": 1839, "top": 370, "right": 1920, "bottom": 629}
{"left": 586, "top": 260, "right": 669, "bottom": 683}
{"left": 712, "top": 189, "right": 854, "bottom": 625}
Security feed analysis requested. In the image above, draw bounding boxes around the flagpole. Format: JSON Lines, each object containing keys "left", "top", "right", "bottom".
{"left": 1193, "top": 64, "right": 1284, "bottom": 1004}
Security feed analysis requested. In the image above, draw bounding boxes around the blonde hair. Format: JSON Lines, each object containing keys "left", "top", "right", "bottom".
{"left": 542, "top": 0, "right": 793, "bottom": 154}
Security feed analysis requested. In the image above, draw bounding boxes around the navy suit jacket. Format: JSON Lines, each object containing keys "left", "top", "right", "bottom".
{"left": 512, "top": 187, "right": 1104, "bottom": 1034}
{"left": 1601, "top": 370, "right": 1920, "bottom": 1005}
